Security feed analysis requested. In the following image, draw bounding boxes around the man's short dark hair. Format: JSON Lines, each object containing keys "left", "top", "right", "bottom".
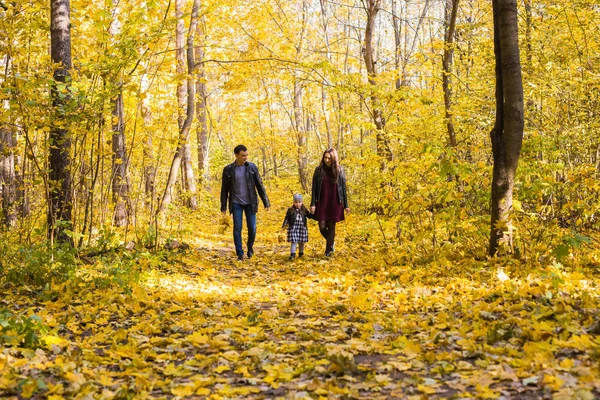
{"left": 234, "top": 145, "right": 247, "bottom": 154}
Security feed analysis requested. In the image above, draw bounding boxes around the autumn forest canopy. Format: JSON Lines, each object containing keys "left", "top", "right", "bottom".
{"left": 1, "top": 0, "right": 600, "bottom": 398}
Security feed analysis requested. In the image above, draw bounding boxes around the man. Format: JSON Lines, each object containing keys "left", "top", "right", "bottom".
{"left": 221, "top": 145, "right": 270, "bottom": 260}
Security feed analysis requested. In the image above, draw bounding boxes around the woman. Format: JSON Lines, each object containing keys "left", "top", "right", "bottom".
{"left": 310, "top": 148, "right": 350, "bottom": 257}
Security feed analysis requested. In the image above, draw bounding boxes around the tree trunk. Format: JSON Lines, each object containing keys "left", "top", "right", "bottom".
{"left": 108, "top": 6, "right": 130, "bottom": 227}
{"left": 49, "top": 0, "right": 73, "bottom": 245}
{"left": 0, "top": 127, "right": 17, "bottom": 227}
{"left": 142, "top": 107, "right": 156, "bottom": 212}
{"left": 176, "top": 0, "right": 197, "bottom": 209}
{"left": 391, "top": 0, "right": 403, "bottom": 90}
{"left": 294, "top": 80, "right": 309, "bottom": 192}
{"left": 159, "top": 0, "right": 199, "bottom": 214}
{"left": 176, "top": 0, "right": 186, "bottom": 131}
{"left": 293, "top": 3, "right": 309, "bottom": 192}
{"left": 319, "top": 0, "right": 333, "bottom": 147}
{"left": 363, "top": 0, "right": 392, "bottom": 162}
{"left": 523, "top": 0, "right": 532, "bottom": 74}
{"left": 489, "top": 0, "right": 524, "bottom": 256}
{"left": 195, "top": 13, "right": 209, "bottom": 184}
{"left": 182, "top": 143, "right": 197, "bottom": 209}
{"left": 111, "top": 92, "right": 130, "bottom": 226}
{"left": 443, "top": 0, "right": 459, "bottom": 147}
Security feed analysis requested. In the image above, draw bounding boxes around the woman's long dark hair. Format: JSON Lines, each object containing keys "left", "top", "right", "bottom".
{"left": 319, "top": 147, "right": 340, "bottom": 181}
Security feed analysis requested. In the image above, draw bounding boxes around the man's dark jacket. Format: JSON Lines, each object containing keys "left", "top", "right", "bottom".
{"left": 310, "top": 166, "right": 349, "bottom": 209}
{"left": 221, "top": 161, "right": 270, "bottom": 214}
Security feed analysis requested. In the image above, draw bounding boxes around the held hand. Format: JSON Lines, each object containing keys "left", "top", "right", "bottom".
{"left": 310, "top": 206, "right": 316, "bottom": 213}
{"left": 345, "top": 208, "right": 350, "bottom": 214}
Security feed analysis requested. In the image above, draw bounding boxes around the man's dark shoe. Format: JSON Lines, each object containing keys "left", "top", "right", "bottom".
{"left": 247, "top": 249, "right": 254, "bottom": 259}
{"left": 237, "top": 254, "right": 244, "bottom": 261}
{"left": 325, "top": 250, "right": 333, "bottom": 257}
{"left": 288, "top": 253, "right": 296, "bottom": 260}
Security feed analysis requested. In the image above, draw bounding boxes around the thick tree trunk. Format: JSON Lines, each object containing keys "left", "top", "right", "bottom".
{"left": 489, "top": 0, "right": 524, "bottom": 256}
{"left": 111, "top": 92, "right": 130, "bottom": 226}
{"left": 49, "top": 0, "right": 73, "bottom": 245}
{"left": 195, "top": 13, "right": 209, "bottom": 184}
{"left": 443, "top": 0, "right": 459, "bottom": 147}
{"left": 363, "top": 0, "right": 392, "bottom": 162}
{"left": 0, "top": 127, "right": 17, "bottom": 227}
{"left": 159, "top": 0, "right": 199, "bottom": 214}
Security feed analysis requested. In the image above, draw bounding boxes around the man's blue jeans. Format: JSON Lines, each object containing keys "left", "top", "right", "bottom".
{"left": 232, "top": 203, "right": 256, "bottom": 257}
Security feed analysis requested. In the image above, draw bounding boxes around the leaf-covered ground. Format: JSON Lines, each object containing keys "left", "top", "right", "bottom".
{"left": 1, "top": 210, "right": 600, "bottom": 399}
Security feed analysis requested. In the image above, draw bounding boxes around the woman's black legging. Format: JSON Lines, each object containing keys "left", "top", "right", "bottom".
{"left": 318, "top": 221, "right": 336, "bottom": 253}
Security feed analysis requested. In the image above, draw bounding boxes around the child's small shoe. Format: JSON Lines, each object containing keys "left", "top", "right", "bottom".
{"left": 298, "top": 252, "right": 304, "bottom": 258}
{"left": 288, "top": 253, "right": 296, "bottom": 260}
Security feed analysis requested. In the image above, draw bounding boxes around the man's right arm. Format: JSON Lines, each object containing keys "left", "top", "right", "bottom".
{"left": 220, "top": 167, "right": 229, "bottom": 213}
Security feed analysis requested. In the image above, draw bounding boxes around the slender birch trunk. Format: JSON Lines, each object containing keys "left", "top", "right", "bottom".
{"left": 195, "top": 13, "right": 210, "bottom": 184}
{"left": 0, "top": 126, "right": 17, "bottom": 227}
{"left": 159, "top": 0, "right": 199, "bottom": 214}
{"left": 443, "top": 0, "right": 459, "bottom": 147}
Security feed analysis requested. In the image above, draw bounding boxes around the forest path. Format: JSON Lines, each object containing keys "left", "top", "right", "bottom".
{"left": 2, "top": 211, "right": 600, "bottom": 399}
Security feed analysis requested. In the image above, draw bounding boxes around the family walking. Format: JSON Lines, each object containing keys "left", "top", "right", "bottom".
{"left": 220, "top": 145, "right": 350, "bottom": 260}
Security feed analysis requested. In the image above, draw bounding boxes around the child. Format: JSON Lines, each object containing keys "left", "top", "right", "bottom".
{"left": 282, "top": 194, "right": 312, "bottom": 260}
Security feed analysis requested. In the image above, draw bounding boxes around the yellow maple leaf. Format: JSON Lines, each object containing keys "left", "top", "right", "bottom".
{"left": 543, "top": 374, "right": 564, "bottom": 391}
{"left": 195, "top": 387, "right": 211, "bottom": 395}
{"left": 349, "top": 290, "right": 372, "bottom": 311}
{"left": 214, "top": 365, "right": 231, "bottom": 373}
{"left": 171, "top": 384, "right": 195, "bottom": 397}
{"left": 20, "top": 379, "right": 38, "bottom": 398}
{"left": 186, "top": 331, "right": 210, "bottom": 346}
{"left": 417, "top": 383, "right": 437, "bottom": 394}
{"left": 476, "top": 384, "right": 499, "bottom": 399}
{"left": 234, "top": 365, "right": 253, "bottom": 378}
{"left": 98, "top": 374, "right": 113, "bottom": 387}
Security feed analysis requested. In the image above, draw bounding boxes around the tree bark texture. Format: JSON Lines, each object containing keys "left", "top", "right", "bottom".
{"left": 523, "top": 0, "right": 532, "bottom": 73}
{"left": 391, "top": 0, "right": 403, "bottom": 90}
{"left": 175, "top": 0, "right": 197, "bottom": 209}
{"left": 195, "top": 13, "right": 210, "bottom": 183}
{"left": 142, "top": 107, "right": 156, "bottom": 212}
{"left": 111, "top": 92, "right": 130, "bottom": 226}
{"left": 182, "top": 142, "right": 198, "bottom": 209}
{"left": 159, "top": 0, "right": 199, "bottom": 214}
{"left": 176, "top": 0, "right": 186, "bottom": 130}
{"left": 0, "top": 127, "right": 17, "bottom": 227}
{"left": 319, "top": 0, "right": 333, "bottom": 147}
{"left": 294, "top": 80, "right": 309, "bottom": 192}
{"left": 294, "top": 4, "right": 309, "bottom": 192}
{"left": 49, "top": 0, "right": 73, "bottom": 245}
{"left": 489, "top": 0, "right": 524, "bottom": 256}
{"left": 363, "top": 0, "right": 392, "bottom": 162}
{"left": 443, "top": 0, "right": 459, "bottom": 147}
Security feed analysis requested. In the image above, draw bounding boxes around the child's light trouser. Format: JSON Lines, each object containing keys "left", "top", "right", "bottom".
{"left": 290, "top": 242, "right": 305, "bottom": 254}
